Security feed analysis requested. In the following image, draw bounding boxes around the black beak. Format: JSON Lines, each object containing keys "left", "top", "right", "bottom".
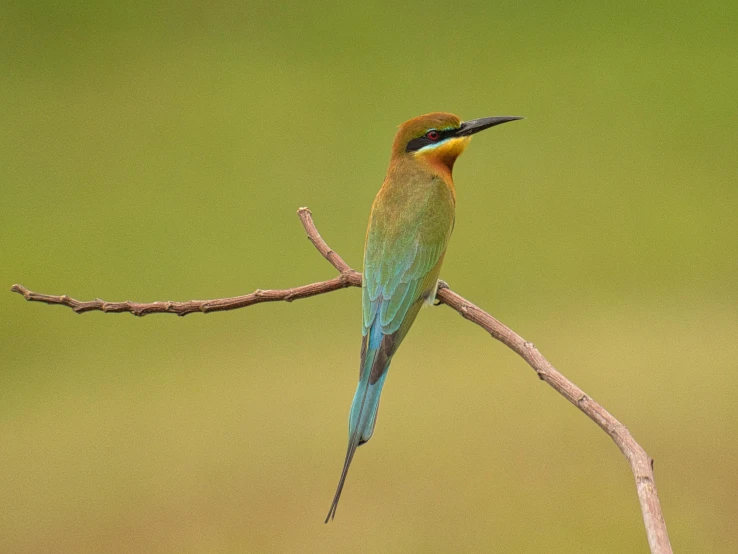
{"left": 455, "top": 116, "right": 523, "bottom": 137}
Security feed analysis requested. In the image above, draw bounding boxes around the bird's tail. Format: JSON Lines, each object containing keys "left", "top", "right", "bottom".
{"left": 325, "top": 337, "right": 390, "bottom": 522}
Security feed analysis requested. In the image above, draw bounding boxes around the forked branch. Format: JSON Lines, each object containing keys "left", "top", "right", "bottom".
{"left": 10, "top": 207, "right": 671, "bottom": 553}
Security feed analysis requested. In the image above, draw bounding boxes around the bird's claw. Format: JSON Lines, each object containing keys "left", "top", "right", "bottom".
{"left": 433, "top": 280, "right": 449, "bottom": 306}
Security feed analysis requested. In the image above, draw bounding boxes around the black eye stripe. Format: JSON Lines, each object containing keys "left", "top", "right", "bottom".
{"left": 405, "top": 128, "right": 459, "bottom": 152}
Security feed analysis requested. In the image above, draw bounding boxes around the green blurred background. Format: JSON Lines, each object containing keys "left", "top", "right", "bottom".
{"left": 2, "top": 1, "right": 737, "bottom": 552}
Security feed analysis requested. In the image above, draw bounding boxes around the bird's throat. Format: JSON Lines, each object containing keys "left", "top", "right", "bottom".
{"left": 414, "top": 136, "right": 470, "bottom": 182}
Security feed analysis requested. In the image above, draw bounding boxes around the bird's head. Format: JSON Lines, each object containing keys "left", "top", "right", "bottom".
{"left": 392, "top": 112, "right": 522, "bottom": 175}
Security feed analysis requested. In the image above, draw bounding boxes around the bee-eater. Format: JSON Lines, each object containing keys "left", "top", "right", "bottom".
{"left": 325, "top": 112, "right": 522, "bottom": 522}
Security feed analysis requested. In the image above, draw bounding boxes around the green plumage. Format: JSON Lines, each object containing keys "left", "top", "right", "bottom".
{"left": 325, "top": 111, "right": 521, "bottom": 522}
{"left": 363, "top": 171, "right": 455, "bottom": 341}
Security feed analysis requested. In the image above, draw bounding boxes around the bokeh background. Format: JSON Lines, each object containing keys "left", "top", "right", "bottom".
{"left": 2, "top": 1, "right": 737, "bottom": 552}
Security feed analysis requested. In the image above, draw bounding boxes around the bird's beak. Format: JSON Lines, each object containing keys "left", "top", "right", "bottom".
{"left": 454, "top": 116, "right": 523, "bottom": 137}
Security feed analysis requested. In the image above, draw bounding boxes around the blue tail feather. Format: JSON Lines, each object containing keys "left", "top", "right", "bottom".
{"left": 350, "top": 362, "right": 389, "bottom": 445}
{"left": 325, "top": 329, "right": 391, "bottom": 523}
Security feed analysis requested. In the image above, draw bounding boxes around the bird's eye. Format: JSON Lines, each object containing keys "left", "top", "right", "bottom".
{"left": 426, "top": 130, "right": 440, "bottom": 141}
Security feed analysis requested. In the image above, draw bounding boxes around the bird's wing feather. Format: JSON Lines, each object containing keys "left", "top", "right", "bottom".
{"left": 361, "top": 183, "right": 454, "bottom": 382}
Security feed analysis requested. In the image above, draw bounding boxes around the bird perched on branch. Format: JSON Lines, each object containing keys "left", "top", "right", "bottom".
{"left": 326, "top": 112, "right": 522, "bottom": 522}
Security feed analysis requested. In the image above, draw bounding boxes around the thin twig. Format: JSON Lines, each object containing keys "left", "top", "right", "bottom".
{"left": 9, "top": 276, "right": 359, "bottom": 317}
{"left": 10, "top": 207, "right": 671, "bottom": 553}
{"left": 297, "top": 207, "right": 356, "bottom": 275}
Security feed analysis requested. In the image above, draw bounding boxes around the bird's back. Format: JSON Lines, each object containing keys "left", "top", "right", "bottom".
{"left": 362, "top": 169, "right": 455, "bottom": 354}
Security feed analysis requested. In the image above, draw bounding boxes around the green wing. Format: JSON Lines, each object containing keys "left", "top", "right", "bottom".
{"left": 361, "top": 179, "right": 455, "bottom": 379}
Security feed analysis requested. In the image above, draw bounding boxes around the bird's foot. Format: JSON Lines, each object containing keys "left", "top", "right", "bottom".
{"left": 433, "top": 280, "right": 449, "bottom": 305}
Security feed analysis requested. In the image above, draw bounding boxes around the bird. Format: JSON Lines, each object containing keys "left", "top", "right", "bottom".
{"left": 325, "top": 112, "right": 522, "bottom": 522}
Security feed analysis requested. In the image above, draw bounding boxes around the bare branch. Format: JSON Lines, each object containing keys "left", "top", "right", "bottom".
{"left": 297, "top": 207, "right": 357, "bottom": 275}
{"left": 10, "top": 275, "right": 361, "bottom": 317}
{"left": 10, "top": 208, "right": 671, "bottom": 553}
{"left": 434, "top": 285, "right": 672, "bottom": 553}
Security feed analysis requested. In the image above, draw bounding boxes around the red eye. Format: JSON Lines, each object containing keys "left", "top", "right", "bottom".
{"left": 426, "top": 130, "right": 440, "bottom": 141}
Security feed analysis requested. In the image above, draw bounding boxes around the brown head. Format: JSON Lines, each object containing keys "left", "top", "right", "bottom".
{"left": 390, "top": 111, "right": 522, "bottom": 177}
